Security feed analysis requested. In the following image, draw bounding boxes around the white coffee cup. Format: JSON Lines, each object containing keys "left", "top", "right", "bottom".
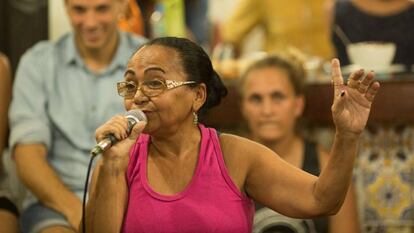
{"left": 346, "top": 42, "right": 396, "bottom": 72}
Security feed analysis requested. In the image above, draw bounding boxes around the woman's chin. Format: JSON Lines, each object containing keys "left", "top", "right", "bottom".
{"left": 256, "top": 133, "right": 283, "bottom": 143}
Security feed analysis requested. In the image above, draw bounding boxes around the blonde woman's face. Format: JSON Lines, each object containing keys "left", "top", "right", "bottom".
{"left": 241, "top": 67, "right": 304, "bottom": 143}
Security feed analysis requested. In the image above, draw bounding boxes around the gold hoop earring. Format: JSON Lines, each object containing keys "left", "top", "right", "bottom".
{"left": 193, "top": 112, "right": 198, "bottom": 125}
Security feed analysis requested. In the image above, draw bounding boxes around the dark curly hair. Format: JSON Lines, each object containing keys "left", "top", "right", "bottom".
{"left": 136, "top": 37, "right": 228, "bottom": 118}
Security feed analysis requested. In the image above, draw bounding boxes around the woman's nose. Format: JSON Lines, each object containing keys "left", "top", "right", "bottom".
{"left": 261, "top": 99, "right": 275, "bottom": 116}
{"left": 133, "top": 88, "right": 149, "bottom": 105}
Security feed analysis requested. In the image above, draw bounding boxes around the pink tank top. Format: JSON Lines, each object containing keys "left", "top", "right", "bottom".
{"left": 122, "top": 124, "right": 254, "bottom": 233}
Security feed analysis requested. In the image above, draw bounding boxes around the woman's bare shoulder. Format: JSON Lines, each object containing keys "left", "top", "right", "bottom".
{"left": 219, "top": 133, "right": 265, "bottom": 154}
{"left": 217, "top": 133, "right": 274, "bottom": 191}
{"left": 218, "top": 133, "right": 277, "bottom": 167}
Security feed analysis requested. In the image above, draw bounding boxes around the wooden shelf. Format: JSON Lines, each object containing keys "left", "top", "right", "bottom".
{"left": 304, "top": 80, "right": 414, "bottom": 126}
{"left": 204, "top": 77, "right": 414, "bottom": 130}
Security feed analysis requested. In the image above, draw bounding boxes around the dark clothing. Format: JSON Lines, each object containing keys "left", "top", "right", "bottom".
{"left": 0, "top": 197, "right": 18, "bottom": 217}
{"left": 302, "top": 141, "right": 329, "bottom": 233}
{"left": 254, "top": 140, "right": 329, "bottom": 233}
{"left": 332, "top": 1, "right": 414, "bottom": 69}
{"left": 185, "top": 0, "right": 210, "bottom": 46}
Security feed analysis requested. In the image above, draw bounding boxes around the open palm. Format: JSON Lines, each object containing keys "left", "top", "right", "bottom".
{"left": 330, "top": 59, "right": 380, "bottom": 135}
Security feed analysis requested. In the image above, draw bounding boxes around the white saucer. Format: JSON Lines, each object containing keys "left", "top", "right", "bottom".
{"left": 342, "top": 64, "right": 406, "bottom": 74}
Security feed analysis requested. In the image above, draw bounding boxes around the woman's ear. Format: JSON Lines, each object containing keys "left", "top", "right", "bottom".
{"left": 193, "top": 83, "right": 207, "bottom": 112}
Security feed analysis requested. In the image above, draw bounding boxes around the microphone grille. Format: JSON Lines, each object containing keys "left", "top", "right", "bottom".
{"left": 126, "top": 109, "right": 147, "bottom": 123}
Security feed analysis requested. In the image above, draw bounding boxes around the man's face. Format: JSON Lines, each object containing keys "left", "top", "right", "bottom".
{"left": 65, "top": 0, "right": 123, "bottom": 50}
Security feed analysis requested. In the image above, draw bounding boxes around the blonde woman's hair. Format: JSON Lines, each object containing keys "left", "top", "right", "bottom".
{"left": 238, "top": 54, "right": 306, "bottom": 97}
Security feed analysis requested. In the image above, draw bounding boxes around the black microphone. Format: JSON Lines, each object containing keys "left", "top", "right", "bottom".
{"left": 90, "top": 109, "right": 147, "bottom": 156}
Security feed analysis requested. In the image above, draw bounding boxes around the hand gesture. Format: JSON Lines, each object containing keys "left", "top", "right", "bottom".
{"left": 330, "top": 59, "right": 380, "bottom": 136}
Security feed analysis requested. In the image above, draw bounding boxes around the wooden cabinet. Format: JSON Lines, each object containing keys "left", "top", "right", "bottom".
{"left": 204, "top": 77, "right": 414, "bottom": 130}
{"left": 304, "top": 80, "right": 414, "bottom": 125}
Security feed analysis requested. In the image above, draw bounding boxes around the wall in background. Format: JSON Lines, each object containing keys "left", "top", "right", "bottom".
{"left": 0, "top": 0, "right": 48, "bottom": 73}
{"left": 49, "top": 0, "right": 71, "bottom": 41}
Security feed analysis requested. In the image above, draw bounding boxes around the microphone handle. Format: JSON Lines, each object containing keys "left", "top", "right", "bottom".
{"left": 90, "top": 117, "right": 138, "bottom": 157}
{"left": 90, "top": 134, "right": 117, "bottom": 157}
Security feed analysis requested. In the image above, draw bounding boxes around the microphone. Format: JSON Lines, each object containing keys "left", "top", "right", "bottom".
{"left": 90, "top": 109, "right": 147, "bottom": 156}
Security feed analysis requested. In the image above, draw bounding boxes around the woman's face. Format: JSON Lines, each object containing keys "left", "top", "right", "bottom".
{"left": 241, "top": 67, "right": 304, "bottom": 143}
{"left": 123, "top": 45, "right": 200, "bottom": 135}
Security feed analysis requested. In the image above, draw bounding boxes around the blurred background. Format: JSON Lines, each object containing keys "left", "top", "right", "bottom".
{"left": 1, "top": 0, "right": 414, "bottom": 232}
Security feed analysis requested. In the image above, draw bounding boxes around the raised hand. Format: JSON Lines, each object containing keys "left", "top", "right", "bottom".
{"left": 330, "top": 59, "right": 380, "bottom": 136}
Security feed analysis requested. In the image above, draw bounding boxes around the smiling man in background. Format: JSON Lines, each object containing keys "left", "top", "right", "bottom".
{"left": 8, "top": 0, "right": 146, "bottom": 232}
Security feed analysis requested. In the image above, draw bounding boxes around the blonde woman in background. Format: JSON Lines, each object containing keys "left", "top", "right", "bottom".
{"left": 239, "top": 55, "right": 360, "bottom": 233}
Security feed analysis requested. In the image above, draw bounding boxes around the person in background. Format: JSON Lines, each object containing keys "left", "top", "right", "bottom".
{"left": 8, "top": 0, "right": 146, "bottom": 232}
{"left": 333, "top": 1, "right": 414, "bottom": 232}
{"left": 84, "top": 36, "right": 379, "bottom": 232}
{"left": 118, "top": 0, "right": 145, "bottom": 36}
{"left": 134, "top": 0, "right": 210, "bottom": 47}
{"left": 238, "top": 55, "right": 360, "bottom": 233}
{"left": 332, "top": 0, "right": 414, "bottom": 69}
{"left": 0, "top": 52, "right": 19, "bottom": 233}
{"left": 220, "top": 0, "right": 334, "bottom": 60}
{"left": 184, "top": 0, "right": 210, "bottom": 49}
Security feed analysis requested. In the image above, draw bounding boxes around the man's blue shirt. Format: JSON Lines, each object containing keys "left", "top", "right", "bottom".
{"left": 9, "top": 31, "right": 146, "bottom": 207}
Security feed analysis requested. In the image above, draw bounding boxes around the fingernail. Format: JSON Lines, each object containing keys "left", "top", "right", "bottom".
{"left": 341, "top": 91, "right": 345, "bottom": 97}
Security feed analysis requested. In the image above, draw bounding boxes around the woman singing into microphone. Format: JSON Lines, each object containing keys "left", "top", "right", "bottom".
{"left": 85, "top": 37, "right": 379, "bottom": 233}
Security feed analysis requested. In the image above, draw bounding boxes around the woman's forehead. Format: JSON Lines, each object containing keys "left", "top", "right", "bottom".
{"left": 128, "top": 46, "right": 181, "bottom": 69}
{"left": 244, "top": 67, "right": 294, "bottom": 93}
{"left": 126, "top": 45, "right": 187, "bottom": 79}
{"left": 247, "top": 67, "right": 290, "bottom": 85}
{"left": 135, "top": 45, "right": 179, "bottom": 61}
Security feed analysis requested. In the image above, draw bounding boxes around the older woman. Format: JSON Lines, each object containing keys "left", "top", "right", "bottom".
{"left": 239, "top": 55, "right": 360, "bottom": 233}
{"left": 86, "top": 37, "right": 379, "bottom": 233}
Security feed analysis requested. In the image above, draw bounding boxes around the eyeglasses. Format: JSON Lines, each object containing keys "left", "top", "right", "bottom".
{"left": 117, "top": 79, "right": 197, "bottom": 98}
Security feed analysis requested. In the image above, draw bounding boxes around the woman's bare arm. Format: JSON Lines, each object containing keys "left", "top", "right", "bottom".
{"left": 0, "top": 53, "right": 12, "bottom": 174}
{"left": 318, "top": 147, "right": 360, "bottom": 233}
{"left": 84, "top": 158, "right": 129, "bottom": 233}
{"left": 85, "top": 119, "right": 146, "bottom": 233}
